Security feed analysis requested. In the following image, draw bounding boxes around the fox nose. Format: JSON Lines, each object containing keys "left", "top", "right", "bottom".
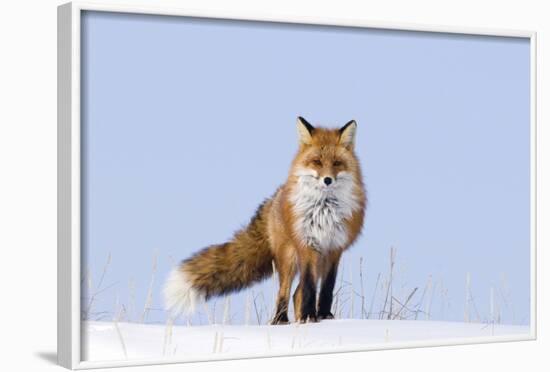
{"left": 323, "top": 177, "right": 333, "bottom": 186}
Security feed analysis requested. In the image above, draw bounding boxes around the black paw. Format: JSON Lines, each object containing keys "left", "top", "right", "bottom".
{"left": 271, "top": 312, "right": 289, "bottom": 325}
{"left": 298, "top": 312, "right": 319, "bottom": 323}
{"left": 317, "top": 311, "right": 335, "bottom": 320}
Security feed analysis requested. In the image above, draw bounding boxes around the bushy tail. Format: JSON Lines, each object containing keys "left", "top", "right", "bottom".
{"left": 164, "top": 201, "right": 274, "bottom": 317}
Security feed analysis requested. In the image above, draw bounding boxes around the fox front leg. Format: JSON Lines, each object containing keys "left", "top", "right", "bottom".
{"left": 293, "top": 249, "right": 319, "bottom": 323}
{"left": 317, "top": 250, "right": 342, "bottom": 320}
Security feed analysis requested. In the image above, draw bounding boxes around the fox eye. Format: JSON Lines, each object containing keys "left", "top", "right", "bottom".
{"left": 333, "top": 160, "right": 343, "bottom": 167}
{"left": 312, "top": 159, "right": 322, "bottom": 166}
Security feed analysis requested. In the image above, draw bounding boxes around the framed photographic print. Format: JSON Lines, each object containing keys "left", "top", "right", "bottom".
{"left": 58, "top": 1, "right": 537, "bottom": 369}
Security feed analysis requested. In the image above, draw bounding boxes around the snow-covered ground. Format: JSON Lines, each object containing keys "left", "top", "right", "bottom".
{"left": 82, "top": 319, "right": 530, "bottom": 362}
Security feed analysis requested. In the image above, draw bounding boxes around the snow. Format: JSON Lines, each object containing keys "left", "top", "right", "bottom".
{"left": 82, "top": 319, "right": 530, "bottom": 362}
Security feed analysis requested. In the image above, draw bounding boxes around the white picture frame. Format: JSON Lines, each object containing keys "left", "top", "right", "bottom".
{"left": 58, "top": 1, "right": 537, "bottom": 369}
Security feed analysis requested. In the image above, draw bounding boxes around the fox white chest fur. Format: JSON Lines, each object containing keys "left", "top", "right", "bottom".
{"left": 291, "top": 169, "right": 361, "bottom": 252}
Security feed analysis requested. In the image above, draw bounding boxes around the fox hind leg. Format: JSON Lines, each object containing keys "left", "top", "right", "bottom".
{"left": 271, "top": 253, "right": 296, "bottom": 325}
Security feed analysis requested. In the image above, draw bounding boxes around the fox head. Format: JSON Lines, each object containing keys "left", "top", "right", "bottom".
{"left": 289, "top": 116, "right": 365, "bottom": 251}
{"left": 291, "top": 116, "right": 362, "bottom": 189}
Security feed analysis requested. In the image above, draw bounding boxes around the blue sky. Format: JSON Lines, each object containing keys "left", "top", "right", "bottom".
{"left": 81, "top": 11, "right": 531, "bottom": 326}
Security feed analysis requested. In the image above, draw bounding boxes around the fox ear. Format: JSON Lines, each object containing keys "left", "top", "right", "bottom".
{"left": 339, "top": 120, "right": 357, "bottom": 149}
{"left": 297, "top": 116, "right": 315, "bottom": 145}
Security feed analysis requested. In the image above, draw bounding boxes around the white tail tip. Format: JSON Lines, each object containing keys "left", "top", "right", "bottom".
{"left": 163, "top": 267, "right": 203, "bottom": 317}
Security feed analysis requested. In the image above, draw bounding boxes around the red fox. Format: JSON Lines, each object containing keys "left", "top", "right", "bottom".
{"left": 164, "top": 117, "right": 366, "bottom": 323}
